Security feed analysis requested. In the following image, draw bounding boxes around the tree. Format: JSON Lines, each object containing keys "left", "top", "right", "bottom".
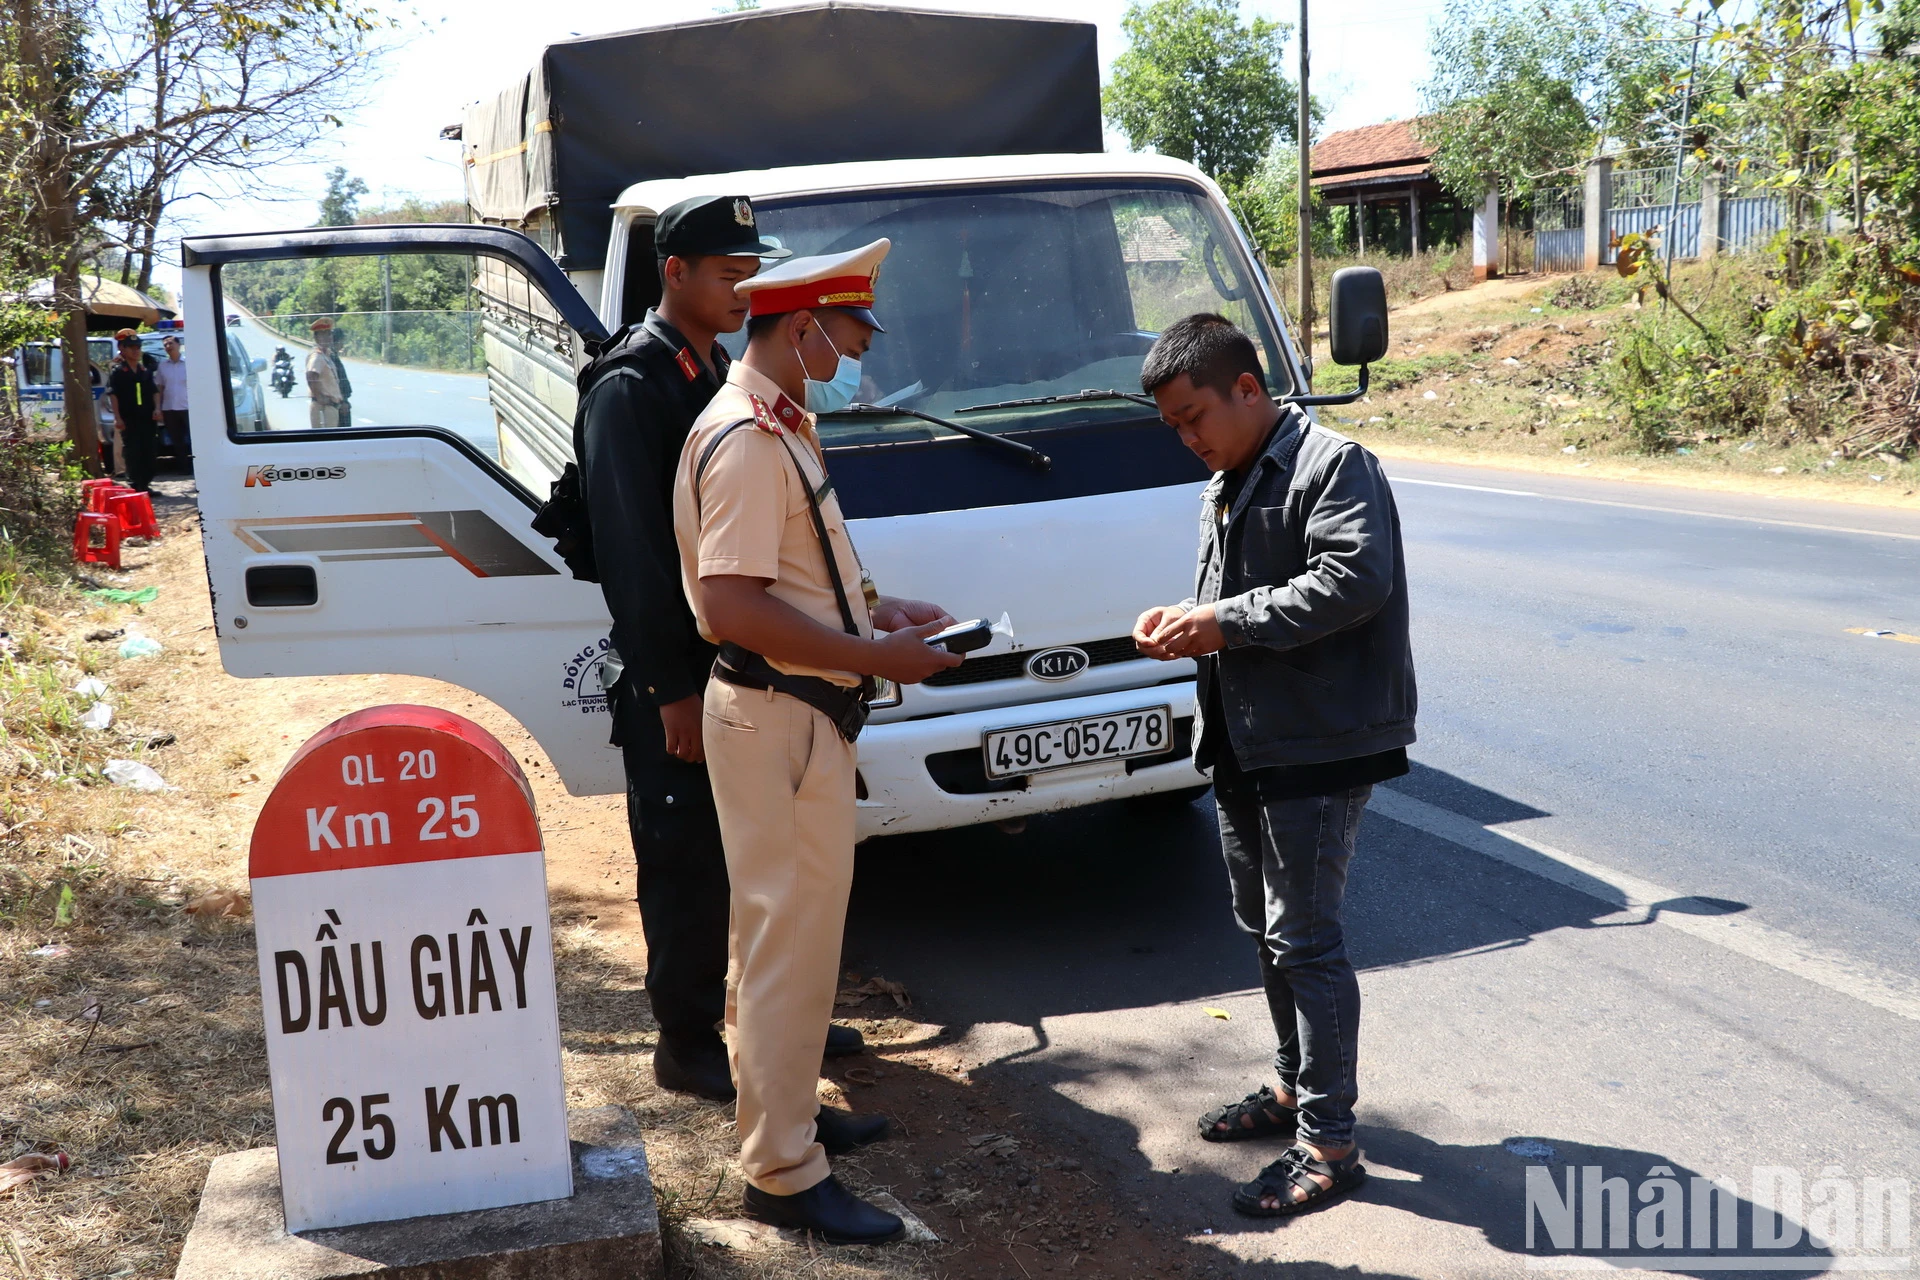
{"left": 1, "top": 0, "right": 387, "bottom": 470}
{"left": 1420, "top": 0, "right": 1680, "bottom": 202}
{"left": 1103, "top": 0, "right": 1314, "bottom": 191}
{"left": 317, "top": 167, "right": 370, "bottom": 227}
{"left": 1231, "top": 142, "right": 1335, "bottom": 267}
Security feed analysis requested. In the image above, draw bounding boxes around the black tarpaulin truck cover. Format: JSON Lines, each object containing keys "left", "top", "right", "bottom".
{"left": 459, "top": 2, "right": 1102, "bottom": 272}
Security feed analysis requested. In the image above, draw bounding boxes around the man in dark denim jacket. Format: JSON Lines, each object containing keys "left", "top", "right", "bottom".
{"left": 1133, "top": 314, "right": 1416, "bottom": 1220}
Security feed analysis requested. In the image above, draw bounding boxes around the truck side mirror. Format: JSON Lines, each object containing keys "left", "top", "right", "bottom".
{"left": 1328, "top": 267, "right": 1389, "bottom": 366}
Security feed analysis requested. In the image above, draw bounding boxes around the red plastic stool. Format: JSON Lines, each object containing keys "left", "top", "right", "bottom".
{"left": 86, "top": 482, "right": 133, "bottom": 514}
{"left": 106, "top": 490, "right": 159, "bottom": 539}
{"left": 82, "top": 478, "right": 124, "bottom": 512}
{"left": 72, "top": 511, "right": 123, "bottom": 570}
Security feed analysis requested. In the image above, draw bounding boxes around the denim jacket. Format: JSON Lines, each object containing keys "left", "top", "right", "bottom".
{"left": 1185, "top": 410, "right": 1417, "bottom": 770}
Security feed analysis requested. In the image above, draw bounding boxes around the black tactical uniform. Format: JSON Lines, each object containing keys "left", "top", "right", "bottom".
{"left": 576, "top": 194, "right": 867, "bottom": 1101}
{"left": 579, "top": 309, "right": 732, "bottom": 1071}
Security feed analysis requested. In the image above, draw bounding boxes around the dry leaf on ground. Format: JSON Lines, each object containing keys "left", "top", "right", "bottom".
{"left": 834, "top": 975, "right": 910, "bottom": 1010}
{"left": 184, "top": 889, "right": 249, "bottom": 917}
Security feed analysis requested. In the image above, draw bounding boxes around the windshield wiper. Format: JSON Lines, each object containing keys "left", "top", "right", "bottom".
{"left": 957, "top": 388, "right": 1158, "bottom": 413}
{"left": 836, "top": 402, "right": 1052, "bottom": 471}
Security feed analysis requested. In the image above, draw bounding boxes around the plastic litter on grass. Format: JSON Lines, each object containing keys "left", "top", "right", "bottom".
{"left": 83, "top": 586, "right": 158, "bottom": 605}
{"left": 103, "top": 759, "right": 171, "bottom": 792}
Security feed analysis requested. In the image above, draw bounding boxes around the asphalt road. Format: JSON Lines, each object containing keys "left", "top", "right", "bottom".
{"left": 228, "top": 315, "right": 498, "bottom": 454}
{"left": 843, "top": 461, "right": 1920, "bottom": 1277}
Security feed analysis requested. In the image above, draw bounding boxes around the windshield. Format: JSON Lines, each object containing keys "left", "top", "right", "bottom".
{"left": 729, "top": 182, "right": 1292, "bottom": 444}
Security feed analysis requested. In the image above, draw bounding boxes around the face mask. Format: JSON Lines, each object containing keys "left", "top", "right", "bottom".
{"left": 796, "top": 323, "right": 861, "bottom": 414}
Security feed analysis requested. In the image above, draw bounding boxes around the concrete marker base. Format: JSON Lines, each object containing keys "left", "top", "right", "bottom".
{"left": 174, "top": 1107, "right": 660, "bottom": 1280}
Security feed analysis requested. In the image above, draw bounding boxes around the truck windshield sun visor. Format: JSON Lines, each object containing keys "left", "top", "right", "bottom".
{"left": 725, "top": 181, "right": 1294, "bottom": 449}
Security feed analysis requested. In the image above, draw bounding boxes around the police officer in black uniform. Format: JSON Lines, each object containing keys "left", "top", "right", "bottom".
{"left": 578, "top": 194, "right": 865, "bottom": 1101}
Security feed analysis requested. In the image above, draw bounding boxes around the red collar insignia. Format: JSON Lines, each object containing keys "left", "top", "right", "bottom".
{"left": 747, "top": 394, "right": 784, "bottom": 435}
{"left": 674, "top": 348, "right": 701, "bottom": 382}
{"left": 773, "top": 395, "right": 805, "bottom": 428}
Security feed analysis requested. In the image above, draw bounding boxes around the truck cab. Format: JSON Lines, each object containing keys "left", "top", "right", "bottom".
{"left": 180, "top": 149, "right": 1316, "bottom": 837}
{"left": 176, "top": 4, "right": 1372, "bottom": 841}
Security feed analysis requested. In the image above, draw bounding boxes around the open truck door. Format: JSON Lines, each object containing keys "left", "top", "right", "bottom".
{"left": 179, "top": 225, "right": 625, "bottom": 796}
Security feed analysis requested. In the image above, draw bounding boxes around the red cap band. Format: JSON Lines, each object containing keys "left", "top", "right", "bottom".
{"left": 747, "top": 274, "right": 877, "bottom": 317}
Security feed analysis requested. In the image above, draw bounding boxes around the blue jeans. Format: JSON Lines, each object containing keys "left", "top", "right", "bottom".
{"left": 1215, "top": 782, "right": 1370, "bottom": 1149}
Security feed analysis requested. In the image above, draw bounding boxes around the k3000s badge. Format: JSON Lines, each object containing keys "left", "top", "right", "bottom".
{"left": 246, "top": 464, "right": 346, "bottom": 487}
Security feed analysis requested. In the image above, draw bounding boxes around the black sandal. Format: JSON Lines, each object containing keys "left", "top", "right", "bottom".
{"left": 1198, "top": 1085, "right": 1299, "bottom": 1144}
{"left": 1231, "top": 1145, "right": 1366, "bottom": 1217}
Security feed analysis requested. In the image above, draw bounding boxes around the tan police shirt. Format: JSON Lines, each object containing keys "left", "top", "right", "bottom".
{"left": 306, "top": 347, "right": 341, "bottom": 405}
{"left": 673, "top": 362, "right": 873, "bottom": 688}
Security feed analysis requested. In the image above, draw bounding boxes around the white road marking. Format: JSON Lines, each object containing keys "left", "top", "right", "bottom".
{"left": 1369, "top": 786, "right": 1920, "bottom": 1024}
{"left": 1388, "top": 470, "right": 1920, "bottom": 542}
{"left": 1392, "top": 477, "right": 1540, "bottom": 497}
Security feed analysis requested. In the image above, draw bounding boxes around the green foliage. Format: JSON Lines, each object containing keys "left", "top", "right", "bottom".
{"left": 0, "top": 432, "right": 83, "bottom": 576}
{"left": 1227, "top": 144, "right": 1335, "bottom": 266}
{"left": 1104, "top": 0, "right": 1315, "bottom": 190}
{"left": 317, "top": 166, "right": 369, "bottom": 227}
{"left": 1604, "top": 245, "right": 1920, "bottom": 454}
{"left": 222, "top": 184, "right": 480, "bottom": 371}
{"left": 1314, "top": 350, "right": 1467, "bottom": 395}
{"left": 1818, "top": 59, "right": 1920, "bottom": 248}
{"left": 1421, "top": 0, "right": 1682, "bottom": 199}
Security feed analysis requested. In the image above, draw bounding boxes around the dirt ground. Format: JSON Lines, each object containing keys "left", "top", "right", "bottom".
{"left": 2, "top": 489, "right": 1221, "bottom": 1280}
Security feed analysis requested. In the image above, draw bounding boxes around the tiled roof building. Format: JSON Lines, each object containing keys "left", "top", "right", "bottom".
{"left": 1309, "top": 117, "right": 1459, "bottom": 256}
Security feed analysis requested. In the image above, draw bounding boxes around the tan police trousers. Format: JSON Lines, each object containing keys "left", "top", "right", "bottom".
{"left": 703, "top": 678, "right": 858, "bottom": 1196}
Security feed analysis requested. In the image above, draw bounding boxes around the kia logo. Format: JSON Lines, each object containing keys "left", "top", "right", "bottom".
{"left": 1026, "top": 647, "right": 1089, "bottom": 682}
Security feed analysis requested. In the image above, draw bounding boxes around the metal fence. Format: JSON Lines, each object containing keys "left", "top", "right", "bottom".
{"left": 1605, "top": 167, "right": 1702, "bottom": 263}
{"left": 1533, "top": 187, "right": 1586, "bottom": 273}
{"left": 1720, "top": 194, "right": 1785, "bottom": 253}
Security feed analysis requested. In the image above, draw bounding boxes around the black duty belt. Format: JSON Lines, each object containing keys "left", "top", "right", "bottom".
{"left": 713, "top": 643, "right": 870, "bottom": 744}
{"left": 695, "top": 418, "right": 877, "bottom": 744}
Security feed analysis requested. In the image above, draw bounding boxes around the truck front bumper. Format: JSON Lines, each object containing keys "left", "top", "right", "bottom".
{"left": 855, "top": 680, "right": 1203, "bottom": 840}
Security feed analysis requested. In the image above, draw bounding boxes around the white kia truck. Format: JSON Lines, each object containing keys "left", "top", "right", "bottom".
{"left": 181, "top": 6, "right": 1382, "bottom": 840}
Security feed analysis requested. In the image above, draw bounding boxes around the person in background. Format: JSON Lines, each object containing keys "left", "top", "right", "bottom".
{"left": 1132, "top": 313, "right": 1416, "bottom": 1222}
{"left": 90, "top": 361, "right": 115, "bottom": 476}
{"left": 108, "top": 330, "right": 160, "bottom": 492}
{"left": 329, "top": 328, "right": 354, "bottom": 428}
{"left": 153, "top": 332, "right": 190, "bottom": 463}
{"left": 306, "top": 320, "right": 344, "bottom": 428}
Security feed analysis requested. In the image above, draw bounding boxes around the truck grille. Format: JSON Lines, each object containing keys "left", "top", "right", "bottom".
{"left": 922, "top": 636, "right": 1144, "bottom": 688}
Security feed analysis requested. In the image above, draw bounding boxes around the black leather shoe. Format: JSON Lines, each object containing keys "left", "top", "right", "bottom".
{"left": 653, "top": 1037, "right": 735, "bottom": 1103}
{"left": 743, "top": 1174, "right": 905, "bottom": 1245}
{"left": 815, "top": 1106, "right": 890, "bottom": 1156}
{"left": 825, "top": 1022, "right": 865, "bottom": 1057}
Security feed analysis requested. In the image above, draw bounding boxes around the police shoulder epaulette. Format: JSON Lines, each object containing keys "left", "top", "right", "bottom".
{"left": 746, "top": 394, "right": 785, "bottom": 435}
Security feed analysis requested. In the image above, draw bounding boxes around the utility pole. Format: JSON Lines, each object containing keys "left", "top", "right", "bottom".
{"left": 1662, "top": 15, "right": 1702, "bottom": 304}
{"left": 380, "top": 254, "right": 394, "bottom": 363}
{"left": 1297, "top": 0, "right": 1314, "bottom": 376}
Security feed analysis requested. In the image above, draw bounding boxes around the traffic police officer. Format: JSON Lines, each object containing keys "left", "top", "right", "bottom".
{"left": 579, "top": 195, "right": 865, "bottom": 1103}
{"left": 673, "top": 240, "right": 963, "bottom": 1243}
